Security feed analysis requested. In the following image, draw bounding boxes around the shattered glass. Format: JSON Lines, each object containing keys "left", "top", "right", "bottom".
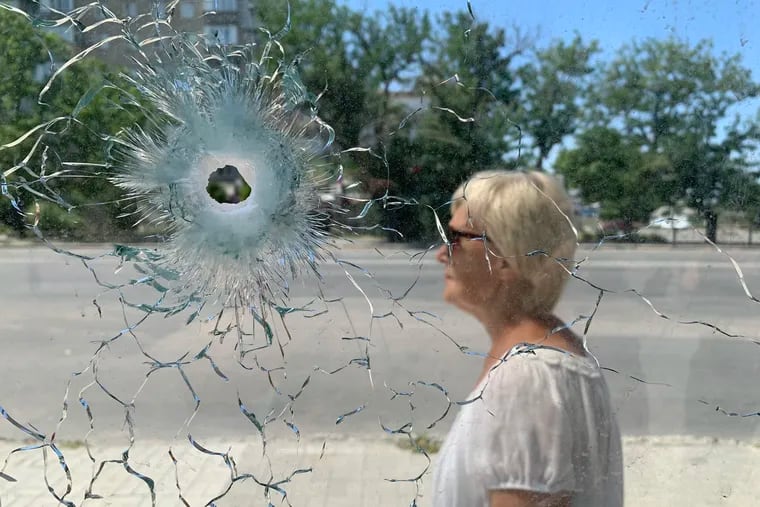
{"left": 1, "top": 0, "right": 760, "bottom": 506}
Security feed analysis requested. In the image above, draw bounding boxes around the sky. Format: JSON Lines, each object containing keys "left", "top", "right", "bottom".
{"left": 340, "top": 0, "right": 760, "bottom": 76}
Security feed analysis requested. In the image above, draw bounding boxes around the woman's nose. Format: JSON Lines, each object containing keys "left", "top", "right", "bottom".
{"left": 436, "top": 243, "right": 450, "bottom": 264}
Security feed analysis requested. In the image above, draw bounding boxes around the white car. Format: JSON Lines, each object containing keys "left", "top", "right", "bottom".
{"left": 649, "top": 214, "right": 691, "bottom": 229}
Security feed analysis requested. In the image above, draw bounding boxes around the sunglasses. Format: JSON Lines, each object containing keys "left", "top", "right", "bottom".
{"left": 447, "top": 227, "right": 484, "bottom": 246}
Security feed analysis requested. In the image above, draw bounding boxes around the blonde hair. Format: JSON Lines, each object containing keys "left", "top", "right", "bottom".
{"left": 451, "top": 170, "right": 577, "bottom": 316}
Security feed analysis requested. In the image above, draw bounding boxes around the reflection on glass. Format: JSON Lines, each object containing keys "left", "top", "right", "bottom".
{"left": 0, "top": 1, "right": 758, "bottom": 505}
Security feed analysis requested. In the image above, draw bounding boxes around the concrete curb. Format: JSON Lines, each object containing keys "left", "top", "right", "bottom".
{"left": 1, "top": 435, "right": 758, "bottom": 506}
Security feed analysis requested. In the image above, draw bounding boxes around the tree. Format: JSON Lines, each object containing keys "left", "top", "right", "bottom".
{"left": 415, "top": 12, "right": 527, "bottom": 172}
{"left": 555, "top": 127, "right": 669, "bottom": 231}
{"left": 352, "top": 6, "right": 431, "bottom": 142}
{"left": 253, "top": 1, "right": 433, "bottom": 149}
{"left": 385, "top": 12, "right": 529, "bottom": 240}
{"left": 0, "top": 8, "right": 139, "bottom": 239}
{"left": 252, "top": 1, "right": 438, "bottom": 240}
{"left": 516, "top": 35, "right": 599, "bottom": 171}
{"left": 252, "top": 0, "right": 372, "bottom": 151}
{"left": 575, "top": 37, "right": 760, "bottom": 242}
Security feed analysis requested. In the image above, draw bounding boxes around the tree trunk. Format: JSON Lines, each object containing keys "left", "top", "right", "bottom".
{"left": 705, "top": 209, "right": 718, "bottom": 243}
{"left": 536, "top": 155, "right": 544, "bottom": 171}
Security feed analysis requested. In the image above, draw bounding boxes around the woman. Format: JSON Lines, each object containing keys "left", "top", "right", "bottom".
{"left": 431, "top": 170, "right": 623, "bottom": 507}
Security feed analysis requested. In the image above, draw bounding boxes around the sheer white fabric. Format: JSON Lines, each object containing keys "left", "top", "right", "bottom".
{"left": 431, "top": 344, "right": 624, "bottom": 507}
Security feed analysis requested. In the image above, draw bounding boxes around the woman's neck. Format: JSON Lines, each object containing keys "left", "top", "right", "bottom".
{"left": 476, "top": 313, "right": 585, "bottom": 386}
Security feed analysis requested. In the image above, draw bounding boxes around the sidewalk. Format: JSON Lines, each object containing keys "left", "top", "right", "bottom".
{"left": 1, "top": 435, "right": 758, "bottom": 506}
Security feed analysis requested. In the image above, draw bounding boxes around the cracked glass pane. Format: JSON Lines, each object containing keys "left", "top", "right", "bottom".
{"left": 1, "top": 1, "right": 759, "bottom": 506}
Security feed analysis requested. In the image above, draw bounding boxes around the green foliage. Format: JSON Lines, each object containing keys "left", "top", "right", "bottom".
{"left": 416, "top": 12, "right": 523, "bottom": 171}
{"left": 253, "top": 1, "right": 439, "bottom": 240}
{"left": 393, "top": 13, "right": 527, "bottom": 240}
{"left": 517, "top": 35, "right": 600, "bottom": 170}
{"left": 252, "top": 0, "right": 371, "bottom": 150}
{"left": 590, "top": 38, "right": 757, "bottom": 149}
{"left": 556, "top": 127, "right": 668, "bottom": 229}
{"left": 396, "top": 433, "right": 442, "bottom": 454}
{"left": 0, "top": 8, "right": 141, "bottom": 239}
{"left": 559, "top": 37, "right": 760, "bottom": 240}
{"left": 253, "top": 6, "right": 760, "bottom": 242}
{"left": 4, "top": 5, "right": 760, "bottom": 244}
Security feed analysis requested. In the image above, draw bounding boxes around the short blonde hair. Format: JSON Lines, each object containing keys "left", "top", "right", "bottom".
{"left": 451, "top": 170, "right": 577, "bottom": 316}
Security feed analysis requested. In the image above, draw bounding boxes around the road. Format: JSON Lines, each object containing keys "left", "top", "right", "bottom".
{"left": 1, "top": 243, "right": 759, "bottom": 446}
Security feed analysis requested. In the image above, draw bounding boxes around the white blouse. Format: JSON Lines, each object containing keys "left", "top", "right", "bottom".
{"left": 431, "top": 344, "right": 624, "bottom": 506}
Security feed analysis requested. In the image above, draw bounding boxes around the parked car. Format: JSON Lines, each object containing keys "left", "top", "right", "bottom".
{"left": 649, "top": 206, "right": 693, "bottom": 229}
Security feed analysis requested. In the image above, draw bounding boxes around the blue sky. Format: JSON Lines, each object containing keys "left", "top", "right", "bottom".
{"left": 341, "top": 0, "right": 759, "bottom": 76}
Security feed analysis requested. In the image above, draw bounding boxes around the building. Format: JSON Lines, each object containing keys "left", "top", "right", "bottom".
{"left": 8, "top": 0, "right": 256, "bottom": 64}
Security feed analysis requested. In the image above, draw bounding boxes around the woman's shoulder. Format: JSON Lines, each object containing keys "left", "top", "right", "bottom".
{"left": 506, "top": 342, "right": 602, "bottom": 378}
{"left": 475, "top": 343, "right": 607, "bottom": 406}
{"left": 468, "top": 344, "right": 616, "bottom": 436}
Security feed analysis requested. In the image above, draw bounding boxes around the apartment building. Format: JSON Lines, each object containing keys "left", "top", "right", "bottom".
{"left": 8, "top": 0, "right": 256, "bottom": 64}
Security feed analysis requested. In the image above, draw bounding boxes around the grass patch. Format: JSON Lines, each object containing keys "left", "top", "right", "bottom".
{"left": 57, "top": 439, "right": 87, "bottom": 449}
{"left": 396, "top": 434, "right": 442, "bottom": 454}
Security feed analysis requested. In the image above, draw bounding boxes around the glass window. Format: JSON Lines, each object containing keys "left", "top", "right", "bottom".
{"left": 2, "top": 1, "right": 760, "bottom": 506}
{"left": 203, "top": 0, "right": 238, "bottom": 12}
{"left": 204, "top": 24, "right": 238, "bottom": 44}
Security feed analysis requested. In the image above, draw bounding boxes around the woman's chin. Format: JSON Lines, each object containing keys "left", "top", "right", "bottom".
{"left": 442, "top": 284, "right": 456, "bottom": 303}
{"left": 442, "top": 288, "right": 466, "bottom": 309}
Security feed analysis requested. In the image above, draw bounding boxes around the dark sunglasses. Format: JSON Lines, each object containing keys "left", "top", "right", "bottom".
{"left": 447, "top": 227, "right": 484, "bottom": 246}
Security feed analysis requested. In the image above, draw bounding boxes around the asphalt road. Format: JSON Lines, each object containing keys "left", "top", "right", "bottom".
{"left": 1, "top": 243, "right": 759, "bottom": 445}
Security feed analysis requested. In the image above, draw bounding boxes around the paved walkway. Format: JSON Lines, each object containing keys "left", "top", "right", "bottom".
{"left": 1, "top": 435, "right": 759, "bottom": 506}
